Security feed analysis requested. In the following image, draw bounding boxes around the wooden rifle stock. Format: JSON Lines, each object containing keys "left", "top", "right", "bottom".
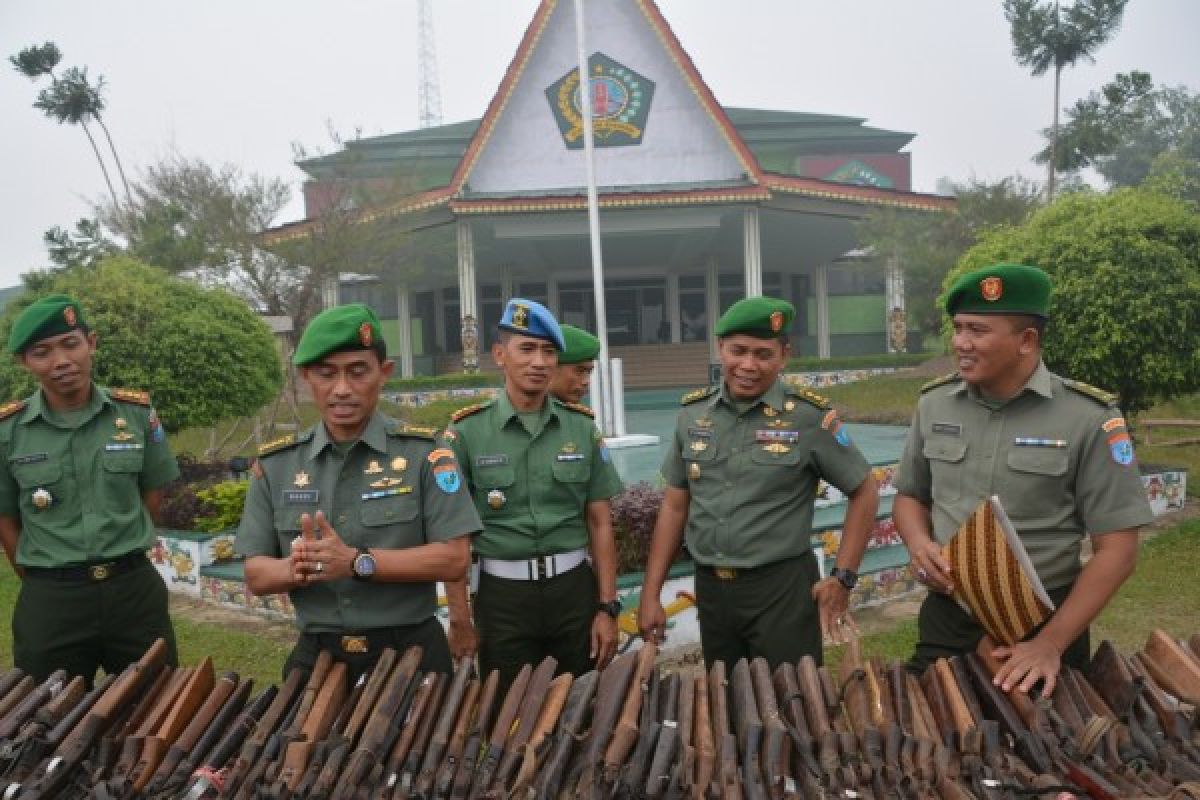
{"left": 933, "top": 659, "right": 976, "bottom": 741}
{"left": 748, "top": 659, "right": 786, "bottom": 800}
{"left": 599, "top": 642, "right": 657, "bottom": 794}
{"left": 449, "top": 668, "right": 499, "bottom": 800}
{"left": 364, "top": 671, "right": 434, "bottom": 799}
{"left": 1144, "top": 628, "right": 1200, "bottom": 705}
{"left": 562, "top": 651, "right": 635, "bottom": 796}
{"left": 0, "top": 670, "right": 26, "bottom": 706}
{"left": 707, "top": 660, "right": 741, "bottom": 800}
{"left": 616, "top": 665, "right": 662, "bottom": 799}
{"left": 529, "top": 669, "right": 598, "bottom": 800}
{"left": 220, "top": 666, "right": 305, "bottom": 799}
{"left": 0, "top": 677, "right": 34, "bottom": 723}
{"left": 108, "top": 665, "right": 188, "bottom": 788}
{"left": 729, "top": 659, "right": 767, "bottom": 800}
{"left": 466, "top": 662, "right": 531, "bottom": 800}
{"left": 507, "top": 671, "right": 572, "bottom": 799}
{"left": 489, "top": 656, "right": 557, "bottom": 796}
{"left": 434, "top": 676, "right": 479, "bottom": 800}
{"left": 771, "top": 663, "right": 821, "bottom": 797}
{"left": 298, "top": 671, "right": 368, "bottom": 798}
{"left": 393, "top": 672, "right": 446, "bottom": 797}
{"left": 279, "top": 659, "right": 348, "bottom": 791}
{"left": 411, "top": 657, "right": 474, "bottom": 798}
{"left": 643, "top": 672, "right": 680, "bottom": 800}
{"left": 143, "top": 668, "right": 240, "bottom": 794}
{"left": 0, "top": 670, "right": 67, "bottom": 743}
{"left": 690, "top": 671, "right": 714, "bottom": 800}
{"left": 132, "top": 658, "right": 219, "bottom": 791}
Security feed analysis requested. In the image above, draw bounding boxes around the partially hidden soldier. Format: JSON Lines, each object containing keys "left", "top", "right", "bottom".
{"left": 893, "top": 263, "right": 1155, "bottom": 695}
{"left": 236, "top": 303, "right": 482, "bottom": 682}
{"left": 549, "top": 324, "right": 600, "bottom": 405}
{"left": 0, "top": 294, "right": 180, "bottom": 684}
{"left": 638, "top": 295, "right": 879, "bottom": 669}
{"left": 443, "top": 298, "right": 624, "bottom": 695}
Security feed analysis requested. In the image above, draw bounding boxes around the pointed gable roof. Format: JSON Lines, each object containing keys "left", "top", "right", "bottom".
{"left": 448, "top": 0, "right": 765, "bottom": 199}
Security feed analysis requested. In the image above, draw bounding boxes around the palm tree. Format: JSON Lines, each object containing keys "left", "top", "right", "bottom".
{"left": 1003, "top": 0, "right": 1128, "bottom": 198}
{"left": 10, "top": 43, "right": 134, "bottom": 212}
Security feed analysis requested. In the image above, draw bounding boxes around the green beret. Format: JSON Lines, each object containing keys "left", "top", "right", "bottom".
{"left": 293, "top": 303, "right": 384, "bottom": 366}
{"left": 558, "top": 324, "right": 600, "bottom": 364}
{"left": 8, "top": 294, "right": 88, "bottom": 354}
{"left": 945, "top": 264, "right": 1051, "bottom": 318}
{"left": 714, "top": 296, "right": 795, "bottom": 339}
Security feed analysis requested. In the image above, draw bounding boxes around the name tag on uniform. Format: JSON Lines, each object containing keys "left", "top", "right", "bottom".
{"left": 556, "top": 453, "right": 585, "bottom": 462}
{"left": 10, "top": 452, "right": 48, "bottom": 465}
{"left": 104, "top": 443, "right": 144, "bottom": 452}
{"left": 1014, "top": 437, "right": 1068, "bottom": 448}
{"left": 755, "top": 429, "right": 799, "bottom": 444}
{"left": 475, "top": 454, "right": 509, "bottom": 467}
{"left": 283, "top": 489, "right": 319, "bottom": 505}
{"left": 932, "top": 422, "right": 961, "bottom": 436}
{"left": 687, "top": 427, "right": 713, "bottom": 440}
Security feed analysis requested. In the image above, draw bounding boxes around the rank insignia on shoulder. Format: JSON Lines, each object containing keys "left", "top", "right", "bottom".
{"left": 790, "top": 388, "right": 831, "bottom": 410}
{"left": 680, "top": 386, "right": 717, "bottom": 406}
{"left": 258, "top": 434, "right": 297, "bottom": 457}
{"left": 561, "top": 401, "right": 594, "bottom": 418}
{"left": 1064, "top": 379, "right": 1118, "bottom": 407}
{"left": 110, "top": 388, "right": 151, "bottom": 406}
{"left": 0, "top": 400, "right": 26, "bottom": 421}
{"left": 920, "top": 373, "right": 962, "bottom": 393}
{"left": 451, "top": 402, "right": 491, "bottom": 423}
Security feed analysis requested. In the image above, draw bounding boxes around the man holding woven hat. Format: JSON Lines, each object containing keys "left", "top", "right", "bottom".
{"left": 893, "top": 263, "right": 1154, "bottom": 694}
{"left": 0, "top": 294, "right": 180, "bottom": 683}
{"left": 639, "top": 295, "right": 879, "bottom": 668}
{"left": 236, "top": 303, "right": 482, "bottom": 680}
{"left": 550, "top": 323, "right": 601, "bottom": 405}
{"left": 442, "top": 298, "right": 623, "bottom": 694}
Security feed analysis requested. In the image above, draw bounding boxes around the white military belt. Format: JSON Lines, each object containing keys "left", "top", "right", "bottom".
{"left": 479, "top": 548, "right": 587, "bottom": 581}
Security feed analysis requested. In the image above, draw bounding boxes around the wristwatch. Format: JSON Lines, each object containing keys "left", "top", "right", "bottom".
{"left": 830, "top": 567, "right": 859, "bottom": 590}
{"left": 352, "top": 548, "right": 377, "bottom": 582}
{"left": 596, "top": 599, "right": 622, "bottom": 618}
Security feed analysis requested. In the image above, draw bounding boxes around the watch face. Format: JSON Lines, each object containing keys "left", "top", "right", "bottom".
{"left": 354, "top": 552, "right": 377, "bottom": 578}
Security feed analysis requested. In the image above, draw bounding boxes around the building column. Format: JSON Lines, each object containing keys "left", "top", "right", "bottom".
{"left": 742, "top": 206, "right": 763, "bottom": 297}
{"left": 433, "top": 289, "right": 447, "bottom": 352}
{"left": 396, "top": 286, "right": 414, "bottom": 378}
{"left": 666, "top": 273, "right": 681, "bottom": 343}
{"left": 706, "top": 256, "right": 720, "bottom": 365}
{"left": 547, "top": 276, "right": 560, "bottom": 318}
{"left": 321, "top": 276, "right": 339, "bottom": 309}
{"left": 456, "top": 220, "right": 480, "bottom": 372}
{"left": 815, "top": 263, "right": 831, "bottom": 359}
{"left": 499, "top": 263, "right": 515, "bottom": 302}
{"left": 885, "top": 255, "right": 907, "bottom": 353}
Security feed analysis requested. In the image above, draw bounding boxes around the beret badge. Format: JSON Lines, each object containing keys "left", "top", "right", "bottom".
{"left": 980, "top": 276, "right": 1003, "bottom": 302}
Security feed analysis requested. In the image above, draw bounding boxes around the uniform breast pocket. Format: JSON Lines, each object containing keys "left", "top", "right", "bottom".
{"left": 923, "top": 438, "right": 967, "bottom": 502}
{"left": 1006, "top": 448, "right": 1070, "bottom": 519}
{"left": 274, "top": 508, "right": 315, "bottom": 534}
{"left": 101, "top": 450, "right": 145, "bottom": 511}
{"left": 749, "top": 446, "right": 804, "bottom": 468}
{"left": 550, "top": 459, "right": 590, "bottom": 484}
{"left": 360, "top": 494, "right": 422, "bottom": 547}
{"left": 11, "top": 460, "right": 64, "bottom": 515}
{"left": 473, "top": 464, "right": 515, "bottom": 490}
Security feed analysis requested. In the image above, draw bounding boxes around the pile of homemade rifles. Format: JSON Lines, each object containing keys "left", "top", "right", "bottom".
{"left": 0, "top": 630, "right": 1197, "bottom": 800}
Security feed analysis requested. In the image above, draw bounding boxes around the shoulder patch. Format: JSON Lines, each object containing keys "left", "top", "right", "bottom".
{"left": 680, "top": 386, "right": 718, "bottom": 406}
{"left": 560, "top": 401, "right": 595, "bottom": 418}
{"left": 389, "top": 423, "right": 437, "bottom": 439}
{"left": 789, "top": 388, "right": 831, "bottom": 410}
{"left": 258, "top": 434, "right": 298, "bottom": 458}
{"left": 1064, "top": 379, "right": 1118, "bottom": 407}
{"left": 109, "top": 388, "right": 150, "bottom": 406}
{"left": 0, "top": 400, "right": 26, "bottom": 421}
{"left": 450, "top": 401, "right": 492, "bottom": 423}
{"left": 920, "top": 373, "right": 962, "bottom": 394}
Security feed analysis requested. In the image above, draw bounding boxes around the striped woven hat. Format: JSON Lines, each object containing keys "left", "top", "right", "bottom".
{"left": 944, "top": 497, "right": 1055, "bottom": 647}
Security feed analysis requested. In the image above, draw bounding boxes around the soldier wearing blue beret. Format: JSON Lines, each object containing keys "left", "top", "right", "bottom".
{"left": 442, "top": 299, "right": 623, "bottom": 695}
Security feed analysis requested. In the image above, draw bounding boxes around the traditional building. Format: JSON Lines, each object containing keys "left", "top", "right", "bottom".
{"left": 266, "top": 0, "right": 953, "bottom": 387}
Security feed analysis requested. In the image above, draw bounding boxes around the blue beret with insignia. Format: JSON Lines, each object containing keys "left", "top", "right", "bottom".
{"left": 498, "top": 297, "right": 565, "bottom": 351}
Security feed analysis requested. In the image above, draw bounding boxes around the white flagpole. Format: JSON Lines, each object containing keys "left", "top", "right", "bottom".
{"left": 572, "top": 0, "right": 614, "bottom": 437}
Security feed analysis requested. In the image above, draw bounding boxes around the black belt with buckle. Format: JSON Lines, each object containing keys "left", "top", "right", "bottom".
{"left": 23, "top": 550, "right": 148, "bottom": 582}
{"left": 306, "top": 622, "right": 427, "bottom": 656}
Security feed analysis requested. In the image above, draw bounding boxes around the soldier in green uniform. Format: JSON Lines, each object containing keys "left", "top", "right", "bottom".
{"left": 0, "top": 295, "right": 179, "bottom": 683}
{"left": 236, "top": 304, "right": 482, "bottom": 681}
{"left": 549, "top": 324, "right": 600, "bottom": 405}
{"left": 893, "top": 264, "right": 1155, "bottom": 695}
{"left": 638, "top": 296, "right": 879, "bottom": 669}
{"left": 443, "top": 299, "right": 623, "bottom": 693}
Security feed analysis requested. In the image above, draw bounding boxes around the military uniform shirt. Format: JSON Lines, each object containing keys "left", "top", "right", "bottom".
{"left": 444, "top": 394, "right": 623, "bottom": 560}
{"left": 893, "top": 362, "right": 1155, "bottom": 590}
{"left": 236, "top": 413, "right": 482, "bottom": 632}
{"left": 661, "top": 380, "right": 871, "bottom": 569}
{"left": 0, "top": 386, "right": 179, "bottom": 567}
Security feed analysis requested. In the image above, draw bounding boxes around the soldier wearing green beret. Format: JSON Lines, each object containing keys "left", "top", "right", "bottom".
{"left": 638, "top": 295, "right": 879, "bottom": 669}
{"left": 0, "top": 294, "right": 180, "bottom": 684}
{"left": 235, "top": 303, "right": 482, "bottom": 681}
{"left": 893, "top": 263, "right": 1154, "bottom": 694}
{"left": 550, "top": 324, "right": 601, "bottom": 405}
{"left": 442, "top": 299, "right": 624, "bottom": 695}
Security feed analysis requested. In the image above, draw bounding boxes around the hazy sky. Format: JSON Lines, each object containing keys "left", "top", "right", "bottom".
{"left": 2, "top": 1, "right": 1197, "bottom": 288}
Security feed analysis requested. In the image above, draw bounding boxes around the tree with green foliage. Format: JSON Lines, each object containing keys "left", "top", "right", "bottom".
{"left": 0, "top": 257, "right": 284, "bottom": 431}
{"left": 857, "top": 176, "right": 1043, "bottom": 339}
{"left": 1039, "top": 71, "right": 1200, "bottom": 192}
{"left": 10, "top": 42, "right": 133, "bottom": 211}
{"left": 949, "top": 189, "right": 1200, "bottom": 415}
{"left": 1004, "top": 0, "right": 1128, "bottom": 198}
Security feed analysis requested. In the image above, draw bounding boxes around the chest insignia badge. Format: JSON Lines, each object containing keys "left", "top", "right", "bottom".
{"left": 392, "top": 457, "right": 407, "bottom": 472}
{"left": 112, "top": 417, "right": 134, "bottom": 442}
{"left": 294, "top": 471, "right": 311, "bottom": 488}
{"left": 762, "top": 406, "right": 778, "bottom": 418}
{"left": 31, "top": 488, "right": 53, "bottom": 510}
{"left": 694, "top": 417, "right": 712, "bottom": 428}
{"left": 561, "top": 442, "right": 577, "bottom": 454}
{"left": 767, "top": 419, "right": 788, "bottom": 428}
{"left": 487, "top": 489, "right": 507, "bottom": 510}
{"left": 784, "top": 401, "right": 796, "bottom": 412}
{"left": 364, "top": 460, "right": 384, "bottom": 475}
{"left": 763, "top": 443, "right": 791, "bottom": 455}
{"left": 690, "top": 440, "right": 708, "bottom": 453}
{"left": 688, "top": 463, "right": 701, "bottom": 481}
{"left": 370, "top": 476, "right": 403, "bottom": 489}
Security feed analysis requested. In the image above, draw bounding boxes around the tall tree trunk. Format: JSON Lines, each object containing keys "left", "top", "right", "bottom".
{"left": 1047, "top": 63, "right": 1062, "bottom": 200}
{"left": 79, "top": 117, "right": 120, "bottom": 213}
{"left": 93, "top": 112, "right": 135, "bottom": 213}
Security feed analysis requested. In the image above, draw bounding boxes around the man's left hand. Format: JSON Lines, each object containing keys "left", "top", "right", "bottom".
{"left": 812, "top": 576, "right": 858, "bottom": 645}
{"left": 590, "top": 612, "right": 618, "bottom": 669}
{"left": 990, "top": 636, "right": 1063, "bottom": 695}
{"left": 291, "top": 511, "right": 356, "bottom": 582}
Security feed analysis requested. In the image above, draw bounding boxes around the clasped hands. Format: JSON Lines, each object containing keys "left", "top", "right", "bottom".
{"left": 290, "top": 511, "right": 356, "bottom": 586}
